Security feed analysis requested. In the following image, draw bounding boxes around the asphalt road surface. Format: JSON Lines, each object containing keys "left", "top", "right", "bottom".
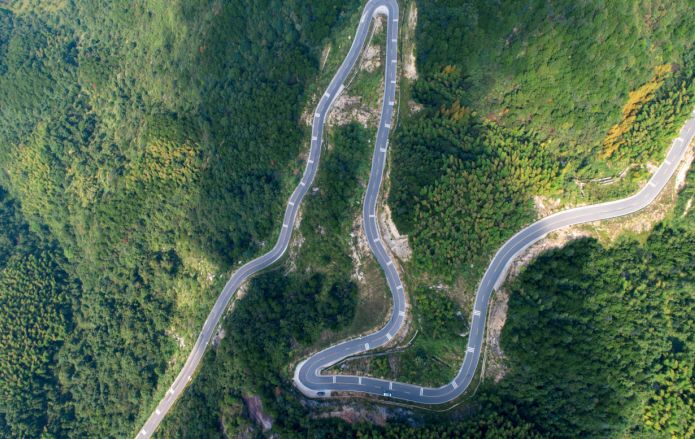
{"left": 138, "top": 0, "right": 695, "bottom": 434}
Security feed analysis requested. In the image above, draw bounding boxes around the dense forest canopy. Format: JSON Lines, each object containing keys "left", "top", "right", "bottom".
{"left": 158, "top": 163, "right": 695, "bottom": 438}
{"left": 0, "top": 0, "right": 358, "bottom": 437}
{"left": 1, "top": 0, "right": 694, "bottom": 437}
{"left": 0, "top": 189, "right": 78, "bottom": 438}
{"left": 495, "top": 165, "right": 695, "bottom": 438}
{"left": 390, "top": 0, "right": 694, "bottom": 277}
{"left": 415, "top": 0, "right": 694, "bottom": 165}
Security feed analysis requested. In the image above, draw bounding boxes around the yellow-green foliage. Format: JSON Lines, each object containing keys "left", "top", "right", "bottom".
{"left": 643, "top": 356, "right": 695, "bottom": 438}
{"left": 126, "top": 139, "right": 199, "bottom": 189}
{"left": 601, "top": 64, "right": 672, "bottom": 159}
{"left": 4, "top": 124, "right": 62, "bottom": 221}
{"left": 441, "top": 100, "right": 472, "bottom": 122}
{"left": 2, "top": 0, "right": 67, "bottom": 15}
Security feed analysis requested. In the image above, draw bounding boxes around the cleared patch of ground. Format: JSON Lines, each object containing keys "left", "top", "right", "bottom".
{"left": 315, "top": 404, "right": 389, "bottom": 426}
{"left": 482, "top": 289, "right": 509, "bottom": 383}
{"left": 402, "top": 2, "right": 418, "bottom": 80}
{"left": 379, "top": 203, "right": 412, "bottom": 261}
{"left": 326, "top": 15, "right": 387, "bottom": 127}
{"left": 242, "top": 395, "right": 272, "bottom": 432}
{"left": 327, "top": 94, "right": 381, "bottom": 127}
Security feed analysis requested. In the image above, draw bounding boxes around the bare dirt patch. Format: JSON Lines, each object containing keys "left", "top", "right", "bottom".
{"left": 483, "top": 289, "right": 509, "bottom": 382}
{"left": 349, "top": 214, "right": 372, "bottom": 283}
{"left": 403, "top": 3, "right": 418, "bottom": 80}
{"left": 166, "top": 330, "right": 186, "bottom": 349}
{"left": 379, "top": 204, "right": 412, "bottom": 261}
{"left": 675, "top": 145, "right": 694, "bottom": 190}
{"left": 320, "top": 44, "right": 331, "bottom": 71}
{"left": 211, "top": 327, "right": 226, "bottom": 349}
{"left": 361, "top": 44, "right": 381, "bottom": 73}
{"left": 314, "top": 404, "right": 393, "bottom": 426}
{"left": 242, "top": 395, "right": 272, "bottom": 432}
{"left": 533, "top": 194, "right": 563, "bottom": 217}
{"left": 327, "top": 94, "right": 380, "bottom": 127}
{"left": 408, "top": 100, "right": 424, "bottom": 114}
{"left": 286, "top": 214, "right": 305, "bottom": 274}
{"left": 360, "top": 17, "right": 384, "bottom": 73}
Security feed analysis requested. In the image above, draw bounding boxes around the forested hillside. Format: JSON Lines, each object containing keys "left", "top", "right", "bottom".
{"left": 1, "top": 0, "right": 694, "bottom": 437}
{"left": 415, "top": 0, "right": 693, "bottom": 165}
{"left": 172, "top": 136, "right": 695, "bottom": 438}
{"left": 0, "top": 1, "right": 358, "bottom": 437}
{"left": 159, "top": 124, "right": 371, "bottom": 437}
{"left": 494, "top": 164, "right": 695, "bottom": 438}
{"left": 391, "top": 0, "right": 694, "bottom": 277}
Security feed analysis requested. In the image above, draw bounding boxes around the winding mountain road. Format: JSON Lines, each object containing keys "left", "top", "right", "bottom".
{"left": 137, "top": 1, "right": 399, "bottom": 437}
{"left": 296, "top": 109, "right": 695, "bottom": 404}
{"left": 138, "top": 0, "right": 695, "bottom": 435}
{"left": 293, "top": 0, "right": 695, "bottom": 404}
